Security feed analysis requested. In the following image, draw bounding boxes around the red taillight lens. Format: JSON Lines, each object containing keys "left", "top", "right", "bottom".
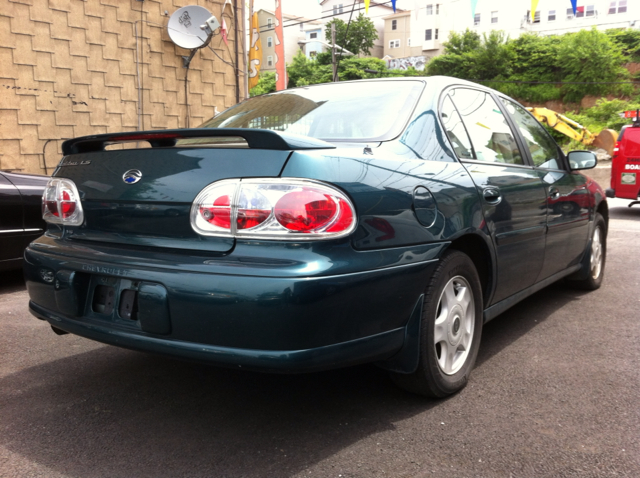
{"left": 42, "top": 178, "right": 84, "bottom": 226}
{"left": 275, "top": 190, "right": 337, "bottom": 232}
{"left": 60, "top": 190, "right": 76, "bottom": 218}
{"left": 190, "top": 179, "right": 356, "bottom": 239}
{"left": 200, "top": 194, "right": 232, "bottom": 229}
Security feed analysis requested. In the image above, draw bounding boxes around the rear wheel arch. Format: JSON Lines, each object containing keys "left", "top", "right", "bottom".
{"left": 446, "top": 234, "right": 494, "bottom": 306}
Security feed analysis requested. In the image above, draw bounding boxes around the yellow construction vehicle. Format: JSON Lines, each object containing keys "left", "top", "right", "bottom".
{"left": 526, "top": 107, "right": 618, "bottom": 156}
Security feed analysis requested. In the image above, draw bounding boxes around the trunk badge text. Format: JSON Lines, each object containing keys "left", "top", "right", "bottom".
{"left": 123, "top": 169, "right": 142, "bottom": 184}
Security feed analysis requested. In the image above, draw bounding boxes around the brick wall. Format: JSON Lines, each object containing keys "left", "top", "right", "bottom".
{"left": 0, "top": 0, "right": 245, "bottom": 174}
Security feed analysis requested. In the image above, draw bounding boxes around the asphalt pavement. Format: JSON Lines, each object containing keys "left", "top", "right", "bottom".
{"left": 0, "top": 197, "right": 638, "bottom": 478}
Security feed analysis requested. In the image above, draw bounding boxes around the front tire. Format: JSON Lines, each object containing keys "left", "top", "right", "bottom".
{"left": 569, "top": 212, "right": 606, "bottom": 290}
{"left": 391, "top": 250, "right": 483, "bottom": 398}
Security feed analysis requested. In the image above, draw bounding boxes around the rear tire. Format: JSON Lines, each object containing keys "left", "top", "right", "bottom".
{"left": 390, "top": 250, "right": 483, "bottom": 398}
{"left": 569, "top": 212, "right": 606, "bottom": 291}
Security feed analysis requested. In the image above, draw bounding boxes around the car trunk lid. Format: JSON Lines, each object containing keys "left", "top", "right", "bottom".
{"left": 55, "top": 129, "right": 334, "bottom": 253}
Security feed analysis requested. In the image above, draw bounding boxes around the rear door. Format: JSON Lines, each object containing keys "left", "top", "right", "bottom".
{"left": 441, "top": 87, "right": 547, "bottom": 304}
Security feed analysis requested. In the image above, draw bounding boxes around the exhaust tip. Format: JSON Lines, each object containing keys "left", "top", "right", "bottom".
{"left": 51, "top": 325, "right": 69, "bottom": 336}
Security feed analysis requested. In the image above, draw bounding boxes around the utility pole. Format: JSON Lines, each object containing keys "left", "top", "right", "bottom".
{"left": 331, "top": 23, "right": 337, "bottom": 82}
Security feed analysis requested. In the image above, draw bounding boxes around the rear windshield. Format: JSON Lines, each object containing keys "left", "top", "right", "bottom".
{"left": 198, "top": 80, "right": 425, "bottom": 142}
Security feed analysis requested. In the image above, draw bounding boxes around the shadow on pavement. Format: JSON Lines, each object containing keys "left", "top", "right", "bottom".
{"left": 0, "top": 268, "right": 26, "bottom": 294}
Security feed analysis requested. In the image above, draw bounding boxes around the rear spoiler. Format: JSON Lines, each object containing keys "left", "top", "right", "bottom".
{"left": 61, "top": 128, "right": 335, "bottom": 155}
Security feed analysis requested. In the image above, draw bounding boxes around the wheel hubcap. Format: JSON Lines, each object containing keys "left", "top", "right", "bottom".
{"left": 433, "top": 276, "right": 475, "bottom": 375}
{"left": 590, "top": 226, "right": 603, "bottom": 280}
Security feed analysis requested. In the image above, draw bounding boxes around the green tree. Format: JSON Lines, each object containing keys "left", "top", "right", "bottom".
{"left": 249, "top": 71, "right": 276, "bottom": 97}
{"left": 557, "top": 28, "right": 632, "bottom": 102}
{"left": 606, "top": 28, "right": 640, "bottom": 62}
{"left": 286, "top": 51, "right": 417, "bottom": 88}
{"left": 324, "top": 14, "right": 378, "bottom": 56}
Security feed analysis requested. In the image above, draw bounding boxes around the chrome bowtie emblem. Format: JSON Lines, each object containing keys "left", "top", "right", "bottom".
{"left": 123, "top": 169, "right": 142, "bottom": 184}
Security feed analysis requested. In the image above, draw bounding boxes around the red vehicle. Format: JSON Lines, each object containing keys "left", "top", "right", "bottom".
{"left": 607, "top": 116, "right": 640, "bottom": 207}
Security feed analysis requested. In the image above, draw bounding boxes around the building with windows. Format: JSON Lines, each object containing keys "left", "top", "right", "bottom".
{"left": 254, "top": 9, "right": 322, "bottom": 72}
{"left": 320, "top": 0, "right": 400, "bottom": 58}
{"left": 383, "top": 0, "right": 638, "bottom": 70}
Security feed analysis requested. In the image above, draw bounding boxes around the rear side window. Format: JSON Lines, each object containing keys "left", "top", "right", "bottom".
{"left": 446, "top": 88, "right": 524, "bottom": 165}
{"left": 440, "top": 95, "right": 474, "bottom": 159}
{"left": 500, "top": 98, "right": 562, "bottom": 169}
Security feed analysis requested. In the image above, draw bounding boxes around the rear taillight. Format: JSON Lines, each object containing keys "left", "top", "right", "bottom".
{"left": 191, "top": 179, "right": 356, "bottom": 240}
{"left": 42, "top": 178, "right": 84, "bottom": 226}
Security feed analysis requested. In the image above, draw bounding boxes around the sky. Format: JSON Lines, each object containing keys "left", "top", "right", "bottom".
{"left": 251, "top": 0, "right": 412, "bottom": 21}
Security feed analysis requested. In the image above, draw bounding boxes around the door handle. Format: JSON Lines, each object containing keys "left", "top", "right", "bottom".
{"left": 482, "top": 187, "right": 502, "bottom": 205}
{"left": 549, "top": 187, "right": 560, "bottom": 200}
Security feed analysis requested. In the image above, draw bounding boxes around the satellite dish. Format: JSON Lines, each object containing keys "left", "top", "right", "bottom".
{"left": 168, "top": 5, "right": 214, "bottom": 50}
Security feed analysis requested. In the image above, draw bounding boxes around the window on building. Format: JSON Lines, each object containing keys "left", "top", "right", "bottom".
{"left": 576, "top": 6, "right": 585, "bottom": 17}
{"left": 474, "top": 13, "right": 480, "bottom": 25}
{"left": 426, "top": 4, "right": 433, "bottom": 15}
{"left": 586, "top": 5, "right": 595, "bottom": 16}
{"left": 566, "top": 7, "right": 574, "bottom": 19}
{"left": 333, "top": 4, "right": 343, "bottom": 14}
{"left": 407, "top": 38, "right": 411, "bottom": 46}
{"left": 617, "top": 0, "right": 628, "bottom": 13}
{"left": 491, "top": 11, "right": 498, "bottom": 23}
{"left": 267, "top": 56, "right": 273, "bottom": 67}
{"left": 300, "top": 23, "right": 304, "bottom": 31}
{"left": 526, "top": 10, "right": 541, "bottom": 22}
{"left": 267, "top": 37, "right": 272, "bottom": 47}
{"left": 267, "top": 18, "right": 272, "bottom": 28}
{"left": 436, "top": 4, "right": 440, "bottom": 14}
{"left": 435, "top": 29, "right": 439, "bottom": 40}
{"left": 548, "top": 10, "right": 556, "bottom": 21}
{"left": 425, "top": 29, "right": 432, "bottom": 41}
{"left": 392, "top": 19, "right": 397, "bottom": 30}
{"left": 310, "top": 32, "right": 317, "bottom": 39}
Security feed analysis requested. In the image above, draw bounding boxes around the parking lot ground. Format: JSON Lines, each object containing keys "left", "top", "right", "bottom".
{"left": 0, "top": 198, "right": 639, "bottom": 478}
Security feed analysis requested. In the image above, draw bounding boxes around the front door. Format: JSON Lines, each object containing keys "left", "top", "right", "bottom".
{"left": 499, "top": 98, "right": 591, "bottom": 279}
{"left": 441, "top": 88, "right": 547, "bottom": 304}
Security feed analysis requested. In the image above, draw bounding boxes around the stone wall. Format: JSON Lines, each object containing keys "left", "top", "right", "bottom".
{"left": 0, "top": 0, "right": 245, "bottom": 174}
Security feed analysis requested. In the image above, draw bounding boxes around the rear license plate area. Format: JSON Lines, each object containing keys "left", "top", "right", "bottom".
{"left": 86, "top": 275, "right": 170, "bottom": 334}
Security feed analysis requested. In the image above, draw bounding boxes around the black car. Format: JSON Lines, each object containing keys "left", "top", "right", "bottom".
{"left": 1, "top": 171, "right": 48, "bottom": 271}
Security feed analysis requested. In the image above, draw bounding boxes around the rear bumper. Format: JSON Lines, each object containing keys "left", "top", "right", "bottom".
{"left": 24, "top": 241, "right": 440, "bottom": 372}
{"left": 29, "top": 301, "right": 406, "bottom": 373}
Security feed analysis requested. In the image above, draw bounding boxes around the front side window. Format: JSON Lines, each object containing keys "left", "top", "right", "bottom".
{"left": 201, "top": 81, "right": 425, "bottom": 142}
{"left": 500, "top": 98, "right": 562, "bottom": 169}
{"left": 447, "top": 88, "right": 523, "bottom": 165}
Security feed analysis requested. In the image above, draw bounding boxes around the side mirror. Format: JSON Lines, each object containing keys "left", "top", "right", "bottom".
{"left": 567, "top": 150, "right": 597, "bottom": 170}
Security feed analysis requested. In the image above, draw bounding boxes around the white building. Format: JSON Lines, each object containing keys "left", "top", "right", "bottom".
{"left": 320, "top": 0, "right": 401, "bottom": 58}
{"left": 384, "top": 0, "right": 638, "bottom": 68}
